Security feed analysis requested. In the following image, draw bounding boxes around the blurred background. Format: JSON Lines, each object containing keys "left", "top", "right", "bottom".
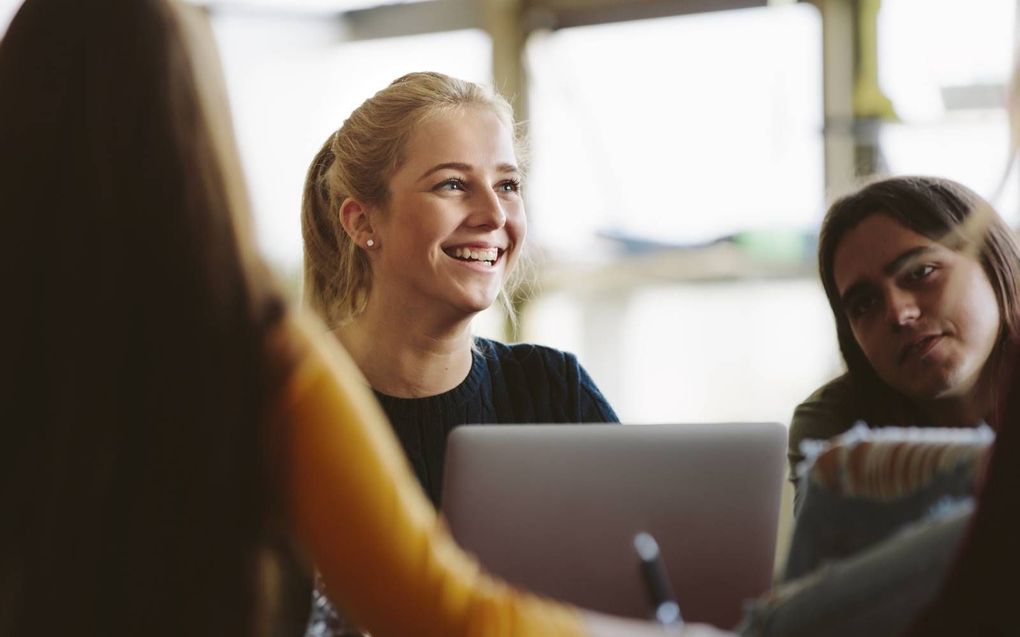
{"left": 2, "top": 0, "right": 1014, "bottom": 426}
{"left": 3, "top": 0, "right": 1017, "bottom": 566}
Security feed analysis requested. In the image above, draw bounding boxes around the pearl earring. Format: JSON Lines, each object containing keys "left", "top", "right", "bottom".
{"left": 366, "top": 239, "right": 375, "bottom": 248}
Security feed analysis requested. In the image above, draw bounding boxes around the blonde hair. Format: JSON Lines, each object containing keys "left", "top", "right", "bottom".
{"left": 301, "top": 71, "right": 526, "bottom": 328}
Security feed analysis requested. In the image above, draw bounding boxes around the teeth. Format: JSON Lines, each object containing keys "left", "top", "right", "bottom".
{"left": 449, "top": 247, "right": 499, "bottom": 263}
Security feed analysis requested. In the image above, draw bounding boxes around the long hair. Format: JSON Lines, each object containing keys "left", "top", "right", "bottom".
{"left": 818, "top": 175, "right": 1020, "bottom": 423}
{"left": 301, "top": 71, "right": 527, "bottom": 328}
{"left": 0, "top": 1, "right": 289, "bottom": 635}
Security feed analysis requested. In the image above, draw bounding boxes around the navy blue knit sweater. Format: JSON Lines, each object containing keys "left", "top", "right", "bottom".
{"left": 374, "top": 337, "right": 619, "bottom": 506}
{"left": 304, "top": 338, "right": 618, "bottom": 637}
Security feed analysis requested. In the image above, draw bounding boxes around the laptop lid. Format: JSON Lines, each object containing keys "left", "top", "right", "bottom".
{"left": 440, "top": 423, "right": 787, "bottom": 629}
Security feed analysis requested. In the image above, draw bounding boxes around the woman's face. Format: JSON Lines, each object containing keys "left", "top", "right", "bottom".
{"left": 369, "top": 106, "right": 525, "bottom": 317}
{"left": 833, "top": 213, "right": 1001, "bottom": 401}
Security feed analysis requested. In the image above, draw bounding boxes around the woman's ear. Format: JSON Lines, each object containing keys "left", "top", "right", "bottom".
{"left": 339, "top": 198, "right": 379, "bottom": 250}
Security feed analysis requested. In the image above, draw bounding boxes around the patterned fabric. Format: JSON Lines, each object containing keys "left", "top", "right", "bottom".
{"left": 800, "top": 423, "right": 995, "bottom": 501}
{"left": 784, "top": 425, "right": 993, "bottom": 581}
{"left": 788, "top": 374, "right": 927, "bottom": 485}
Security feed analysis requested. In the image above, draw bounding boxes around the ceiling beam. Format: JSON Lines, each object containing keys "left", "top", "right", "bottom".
{"left": 531, "top": 0, "right": 767, "bottom": 30}
{"left": 342, "top": 0, "right": 478, "bottom": 40}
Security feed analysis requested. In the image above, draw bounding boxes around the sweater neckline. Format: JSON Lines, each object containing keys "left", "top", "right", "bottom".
{"left": 372, "top": 340, "right": 487, "bottom": 416}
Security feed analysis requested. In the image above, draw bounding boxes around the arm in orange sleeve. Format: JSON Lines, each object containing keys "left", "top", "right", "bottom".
{"left": 279, "top": 315, "right": 585, "bottom": 637}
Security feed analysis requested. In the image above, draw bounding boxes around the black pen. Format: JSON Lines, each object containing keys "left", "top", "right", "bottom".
{"left": 633, "top": 532, "right": 684, "bottom": 627}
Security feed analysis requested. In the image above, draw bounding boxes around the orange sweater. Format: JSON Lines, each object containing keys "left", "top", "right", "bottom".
{"left": 282, "top": 317, "right": 584, "bottom": 637}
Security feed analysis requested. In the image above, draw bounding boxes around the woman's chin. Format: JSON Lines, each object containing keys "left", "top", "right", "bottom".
{"left": 451, "top": 292, "right": 500, "bottom": 317}
{"left": 897, "top": 371, "right": 967, "bottom": 403}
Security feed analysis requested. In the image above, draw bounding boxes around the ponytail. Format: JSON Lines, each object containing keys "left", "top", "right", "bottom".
{"left": 300, "top": 134, "right": 370, "bottom": 326}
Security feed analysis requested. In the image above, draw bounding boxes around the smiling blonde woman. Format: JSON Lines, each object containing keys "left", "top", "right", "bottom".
{"left": 301, "top": 73, "right": 619, "bottom": 508}
{"left": 300, "top": 73, "right": 622, "bottom": 637}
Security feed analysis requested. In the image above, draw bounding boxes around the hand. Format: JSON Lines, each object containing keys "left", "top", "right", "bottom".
{"left": 583, "top": 611, "right": 737, "bottom": 637}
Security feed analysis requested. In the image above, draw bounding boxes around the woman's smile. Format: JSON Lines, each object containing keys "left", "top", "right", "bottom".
{"left": 442, "top": 244, "right": 504, "bottom": 269}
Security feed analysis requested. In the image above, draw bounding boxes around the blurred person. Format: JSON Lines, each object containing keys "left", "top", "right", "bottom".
{"left": 787, "top": 176, "right": 1020, "bottom": 501}
{"left": 899, "top": 339, "right": 1019, "bottom": 637}
{"left": 898, "top": 51, "right": 1020, "bottom": 637}
{"left": 0, "top": 1, "right": 734, "bottom": 637}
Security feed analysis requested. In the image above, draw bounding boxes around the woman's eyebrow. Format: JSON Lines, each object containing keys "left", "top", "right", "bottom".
{"left": 417, "top": 161, "right": 520, "bottom": 182}
{"left": 838, "top": 246, "right": 939, "bottom": 309}
{"left": 883, "top": 245, "right": 938, "bottom": 276}
{"left": 418, "top": 162, "right": 471, "bottom": 182}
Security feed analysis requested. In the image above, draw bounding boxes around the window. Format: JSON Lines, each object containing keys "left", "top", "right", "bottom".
{"left": 521, "top": 5, "right": 835, "bottom": 423}
{"left": 878, "top": 0, "right": 1018, "bottom": 220}
{"left": 525, "top": 4, "right": 824, "bottom": 255}
{"left": 211, "top": 14, "right": 492, "bottom": 273}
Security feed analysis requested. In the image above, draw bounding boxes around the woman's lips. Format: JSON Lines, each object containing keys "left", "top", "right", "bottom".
{"left": 900, "top": 334, "right": 944, "bottom": 364}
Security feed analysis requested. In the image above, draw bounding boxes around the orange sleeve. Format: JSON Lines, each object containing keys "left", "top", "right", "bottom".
{"left": 280, "top": 315, "right": 585, "bottom": 637}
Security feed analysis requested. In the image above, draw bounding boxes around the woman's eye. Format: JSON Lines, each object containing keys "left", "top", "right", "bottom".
{"left": 497, "top": 179, "right": 521, "bottom": 194}
{"left": 849, "top": 296, "right": 877, "bottom": 319}
{"left": 907, "top": 264, "right": 936, "bottom": 281}
{"left": 436, "top": 178, "right": 466, "bottom": 191}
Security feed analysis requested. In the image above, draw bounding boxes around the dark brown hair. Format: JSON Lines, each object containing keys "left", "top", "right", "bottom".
{"left": 0, "top": 0, "right": 289, "bottom": 635}
{"left": 818, "top": 175, "right": 1020, "bottom": 422}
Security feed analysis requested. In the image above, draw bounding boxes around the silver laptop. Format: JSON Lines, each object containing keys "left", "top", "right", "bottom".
{"left": 441, "top": 423, "right": 787, "bottom": 629}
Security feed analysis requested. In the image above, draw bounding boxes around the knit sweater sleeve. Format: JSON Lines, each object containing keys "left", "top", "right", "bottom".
{"left": 571, "top": 354, "right": 619, "bottom": 423}
{"left": 482, "top": 339, "right": 620, "bottom": 424}
{"left": 279, "top": 317, "right": 584, "bottom": 637}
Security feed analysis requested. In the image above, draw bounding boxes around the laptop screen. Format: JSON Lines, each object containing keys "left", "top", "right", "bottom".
{"left": 440, "top": 422, "right": 787, "bottom": 629}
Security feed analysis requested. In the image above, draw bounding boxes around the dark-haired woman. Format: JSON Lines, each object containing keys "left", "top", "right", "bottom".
{"left": 788, "top": 176, "right": 1020, "bottom": 499}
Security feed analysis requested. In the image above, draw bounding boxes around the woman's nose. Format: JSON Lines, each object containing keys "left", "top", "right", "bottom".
{"left": 469, "top": 188, "right": 507, "bottom": 229}
{"left": 886, "top": 288, "right": 921, "bottom": 328}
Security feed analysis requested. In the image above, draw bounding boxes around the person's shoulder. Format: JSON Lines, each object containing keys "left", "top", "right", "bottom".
{"left": 791, "top": 373, "right": 861, "bottom": 441}
{"left": 801, "top": 373, "right": 858, "bottom": 406}
{"left": 474, "top": 337, "right": 617, "bottom": 422}
{"left": 474, "top": 336, "right": 591, "bottom": 390}
{"left": 788, "top": 374, "right": 864, "bottom": 492}
{"left": 475, "top": 337, "right": 579, "bottom": 368}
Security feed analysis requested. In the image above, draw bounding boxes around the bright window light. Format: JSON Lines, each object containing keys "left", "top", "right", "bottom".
{"left": 525, "top": 4, "right": 824, "bottom": 257}
{"left": 522, "top": 6, "right": 837, "bottom": 426}
{"left": 0, "top": 0, "right": 22, "bottom": 34}
{"left": 878, "top": 0, "right": 1018, "bottom": 221}
{"left": 210, "top": 14, "right": 492, "bottom": 272}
